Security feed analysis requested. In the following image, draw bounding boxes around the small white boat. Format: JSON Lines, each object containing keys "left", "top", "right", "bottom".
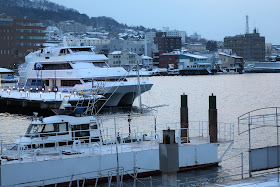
{"left": 12, "top": 112, "right": 101, "bottom": 150}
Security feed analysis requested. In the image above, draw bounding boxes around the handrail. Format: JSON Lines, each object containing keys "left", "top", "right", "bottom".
{"left": 238, "top": 107, "right": 280, "bottom": 135}
{"left": 0, "top": 120, "right": 234, "bottom": 160}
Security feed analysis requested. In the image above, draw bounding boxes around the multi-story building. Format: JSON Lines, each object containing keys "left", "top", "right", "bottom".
{"left": 95, "top": 39, "right": 158, "bottom": 57}
{"left": 142, "top": 55, "right": 153, "bottom": 69}
{"left": 0, "top": 16, "right": 46, "bottom": 68}
{"left": 190, "top": 33, "right": 201, "bottom": 40}
{"left": 45, "top": 26, "right": 61, "bottom": 41}
{"left": 152, "top": 51, "right": 161, "bottom": 67}
{"left": 178, "top": 54, "right": 211, "bottom": 75}
{"left": 66, "top": 37, "right": 110, "bottom": 46}
{"left": 145, "top": 32, "right": 156, "bottom": 44}
{"left": 154, "top": 32, "right": 181, "bottom": 53}
{"left": 186, "top": 43, "right": 206, "bottom": 52}
{"left": 158, "top": 53, "right": 180, "bottom": 69}
{"left": 224, "top": 29, "right": 265, "bottom": 62}
{"left": 219, "top": 52, "right": 244, "bottom": 72}
{"left": 108, "top": 50, "right": 142, "bottom": 70}
{"left": 163, "top": 27, "right": 186, "bottom": 45}
{"left": 57, "top": 20, "right": 87, "bottom": 34}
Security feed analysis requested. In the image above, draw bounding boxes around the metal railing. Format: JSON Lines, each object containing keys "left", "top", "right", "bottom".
{"left": 0, "top": 121, "right": 234, "bottom": 162}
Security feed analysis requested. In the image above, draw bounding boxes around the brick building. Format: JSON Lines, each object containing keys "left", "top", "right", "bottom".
{"left": 158, "top": 53, "right": 180, "bottom": 69}
{"left": 154, "top": 32, "right": 181, "bottom": 53}
{"left": 0, "top": 16, "right": 46, "bottom": 68}
{"left": 224, "top": 29, "right": 265, "bottom": 62}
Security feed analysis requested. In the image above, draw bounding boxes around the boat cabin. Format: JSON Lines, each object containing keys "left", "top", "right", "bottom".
{"left": 15, "top": 114, "right": 101, "bottom": 148}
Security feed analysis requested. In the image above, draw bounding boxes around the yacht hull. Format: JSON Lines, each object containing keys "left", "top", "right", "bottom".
{"left": 101, "top": 80, "right": 153, "bottom": 107}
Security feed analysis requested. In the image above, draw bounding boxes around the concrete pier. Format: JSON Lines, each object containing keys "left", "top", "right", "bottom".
{"left": 159, "top": 129, "right": 179, "bottom": 187}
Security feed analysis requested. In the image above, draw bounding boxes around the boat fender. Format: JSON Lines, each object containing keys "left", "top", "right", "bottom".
{"left": 33, "top": 149, "right": 42, "bottom": 161}
{"left": 73, "top": 140, "right": 81, "bottom": 150}
{"left": 154, "top": 133, "right": 160, "bottom": 142}
{"left": 91, "top": 144, "right": 100, "bottom": 154}
{"left": 142, "top": 134, "right": 147, "bottom": 141}
{"left": 52, "top": 86, "right": 58, "bottom": 92}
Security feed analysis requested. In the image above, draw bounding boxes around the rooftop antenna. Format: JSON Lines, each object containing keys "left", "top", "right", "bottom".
{"left": 246, "top": 15, "right": 249, "bottom": 34}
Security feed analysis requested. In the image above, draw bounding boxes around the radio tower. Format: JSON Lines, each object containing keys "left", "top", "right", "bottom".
{"left": 246, "top": 15, "right": 249, "bottom": 34}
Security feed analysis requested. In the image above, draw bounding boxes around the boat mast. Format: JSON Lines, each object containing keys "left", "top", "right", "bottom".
{"left": 136, "top": 61, "right": 142, "bottom": 111}
{"left": 114, "top": 117, "right": 120, "bottom": 186}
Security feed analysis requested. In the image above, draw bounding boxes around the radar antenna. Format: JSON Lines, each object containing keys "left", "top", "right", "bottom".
{"left": 246, "top": 15, "right": 249, "bottom": 34}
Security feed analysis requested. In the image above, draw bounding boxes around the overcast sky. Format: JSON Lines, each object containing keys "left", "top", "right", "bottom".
{"left": 49, "top": 0, "right": 279, "bottom": 44}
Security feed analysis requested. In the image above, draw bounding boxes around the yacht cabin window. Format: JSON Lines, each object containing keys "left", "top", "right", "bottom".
{"left": 61, "top": 80, "right": 82, "bottom": 86}
{"left": 59, "top": 49, "right": 71, "bottom": 55}
{"left": 26, "top": 123, "right": 68, "bottom": 134}
{"left": 40, "top": 63, "right": 72, "bottom": 70}
{"left": 72, "top": 124, "right": 90, "bottom": 138}
{"left": 70, "top": 48, "right": 92, "bottom": 53}
{"left": 90, "top": 123, "right": 98, "bottom": 129}
{"left": 45, "top": 80, "right": 49, "bottom": 86}
{"left": 92, "top": 62, "right": 108, "bottom": 68}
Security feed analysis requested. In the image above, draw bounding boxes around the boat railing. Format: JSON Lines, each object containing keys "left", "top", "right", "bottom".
{"left": 0, "top": 121, "right": 234, "bottom": 161}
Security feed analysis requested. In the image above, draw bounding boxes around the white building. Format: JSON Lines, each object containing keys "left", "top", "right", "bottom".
{"left": 190, "top": 33, "right": 201, "bottom": 40}
{"left": 108, "top": 50, "right": 142, "bottom": 70}
{"left": 178, "top": 53, "right": 211, "bottom": 75}
{"left": 142, "top": 55, "right": 153, "bottom": 69}
{"left": 45, "top": 26, "right": 62, "bottom": 41}
{"left": 57, "top": 20, "right": 87, "bottom": 34}
{"left": 145, "top": 32, "right": 156, "bottom": 44}
{"left": 66, "top": 37, "right": 110, "bottom": 46}
{"left": 162, "top": 27, "right": 186, "bottom": 45}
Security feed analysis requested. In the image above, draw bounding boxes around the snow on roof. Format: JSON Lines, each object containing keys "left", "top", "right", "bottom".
{"left": 182, "top": 53, "right": 208, "bottom": 59}
{"left": 162, "top": 53, "right": 180, "bottom": 56}
{"left": 219, "top": 52, "right": 243, "bottom": 59}
{"left": 141, "top": 55, "right": 153, "bottom": 60}
{"left": 110, "top": 51, "right": 137, "bottom": 55}
{"left": 0, "top": 68, "right": 14, "bottom": 73}
{"left": 32, "top": 115, "right": 97, "bottom": 125}
{"left": 110, "top": 51, "right": 122, "bottom": 55}
{"left": 83, "top": 38, "right": 100, "bottom": 41}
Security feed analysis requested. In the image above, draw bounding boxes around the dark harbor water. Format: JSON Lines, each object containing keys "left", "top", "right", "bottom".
{"left": 1, "top": 73, "right": 280, "bottom": 186}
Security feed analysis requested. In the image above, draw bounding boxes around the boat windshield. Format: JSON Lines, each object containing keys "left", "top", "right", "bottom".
{"left": 70, "top": 48, "right": 92, "bottom": 53}
{"left": 92, "top": 62, "right": 108, "bottom": 68}
{"left": 26, "top": 123, "right": 68, "bottom": 136}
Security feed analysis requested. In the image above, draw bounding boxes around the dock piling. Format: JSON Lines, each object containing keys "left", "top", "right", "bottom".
{"left": 209, "top": 93, "right": 218, "bottom": 143}
{"left": 180, "top": 93, "right": 189, "bottom": 142}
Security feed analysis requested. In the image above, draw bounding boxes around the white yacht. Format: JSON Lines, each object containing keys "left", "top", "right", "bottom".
{"left": 18, "top": 46, "right": 153, "bottom": 107}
